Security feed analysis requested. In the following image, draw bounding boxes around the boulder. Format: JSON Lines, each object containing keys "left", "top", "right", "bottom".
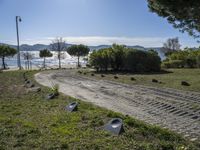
{"left": 181, "top": 81, "right": 190, "bottom": 86}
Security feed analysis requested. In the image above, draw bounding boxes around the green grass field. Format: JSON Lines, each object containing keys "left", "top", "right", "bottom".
{"left": 0, "top": 70, "right": 199, "bottom": 149}
{"left": 79, "top": 69, "right": 200, "bottom": 92}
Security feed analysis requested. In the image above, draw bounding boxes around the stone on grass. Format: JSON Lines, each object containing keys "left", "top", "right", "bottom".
{"left": 152, "top": 79, "right": 158, "bottom": 83}
{"left": 65, "top": 102, "right": 78, "bottom": 112}
{"left": 46, "top": 93, "right": 55, "bottom": 100}
{"left": 104, "top": 118, "right": 124, "bottom": 135}
{"left": 114, "top": 76, "right": 118, "bottom": 79}
{"left": 101, "top": 74, "right": 105, "bottom": 77}
{"left": 28, "top": 87, "right": 41, "bottom": 93}
{"left": 26, "top": 83, "right": 35, "bottom": 88}
{"left": 181, "top": 81, "right": 190, "bottom": 86}
{"left": 130, "top": 77, "right": 136, "bottom": 81}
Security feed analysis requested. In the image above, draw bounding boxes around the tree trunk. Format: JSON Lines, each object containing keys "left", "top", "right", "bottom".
{"left": 2, "top": 56, "right": 6, "bottom": 69}
{"left": 78, "top": 56, "right": 80, "bottom": 68}
{"left": 44, "top": 57, "right": 46, "bottom": 69}
{"left": 58, "top": 51, "right": 61, "bottom": 69}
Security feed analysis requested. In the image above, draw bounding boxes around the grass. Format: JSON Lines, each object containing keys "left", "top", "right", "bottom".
{"left": 80, "top": 69, "right": 200, "bottom": 92}
{"left": 0, "top": 70, "right": 199, "bottom": 149}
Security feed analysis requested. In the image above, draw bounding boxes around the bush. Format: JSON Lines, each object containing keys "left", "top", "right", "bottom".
{"left": 163, "top": 49, "right": 200, "bottom": 68}
{"left": 90, "top": 45, "right": 161, "bottom": 72}
{"left": 162, "top": 60, "right": 184, "bottom": 68}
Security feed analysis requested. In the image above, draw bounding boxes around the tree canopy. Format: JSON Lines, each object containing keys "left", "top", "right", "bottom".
{"left": 40, "top": 49, "right": 53, "bottom": 69}
{"left": 147, "top": 0, "right": 200, "bottom": 39}
{"left": 39, "top": 49, "right": 53, "bottom": 58}
{"left": 0, "top": 45, "right": 17, "bottom": 69}
{"left": 163, "top": 37, "right": 181, "bottom": 55}
{"left": 67, "top": 44, "right": 90, "bottom": 67}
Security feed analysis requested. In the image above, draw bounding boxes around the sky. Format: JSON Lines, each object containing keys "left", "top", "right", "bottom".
{"left": 0, "top": 0, "right": 199, "bottom": 48}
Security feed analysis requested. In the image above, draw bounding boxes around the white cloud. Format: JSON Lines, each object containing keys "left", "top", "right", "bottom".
{"left": 4, "top": 36, "right": 198, "bottom": 48}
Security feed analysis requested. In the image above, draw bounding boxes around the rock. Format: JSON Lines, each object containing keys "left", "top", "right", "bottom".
{"left": 114, "top": 76, "right": 118, "bottom": 79}
{"left": 130, "top": 77, "right": 136, "bottom": 81}
{"left": 152, "top": 79, "right": 158, "bottom": 83}
{"left": 28, "top": 87, "right": 41, "bottom": 93}
{"left": 101, "top": 74, "right": 105, "bottom": 77}
{"left": 91, "top": 73, "right": 94, "bottom": 76}
{"left": 26, "top": 82, "right": 35, "bottom": 88}
{"left": 46, "top": 93, "right": 55, "bottom": 100}
{"left": 181, "top": 81, "right": 190, "bottom": 86}
{"left": 104, "top": 118, "right": 124, "bottom": 135}
{"left": 65, "top": 102, "right": 78, "bottom": 112}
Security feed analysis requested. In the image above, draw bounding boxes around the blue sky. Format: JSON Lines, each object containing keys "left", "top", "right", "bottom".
{"left": 0, "top": 0, "right": 199, "bottom": 47}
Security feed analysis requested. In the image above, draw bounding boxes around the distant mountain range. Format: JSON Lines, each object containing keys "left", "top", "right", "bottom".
{"left": 0, "top": 43, "right": 165, "bottom": 58}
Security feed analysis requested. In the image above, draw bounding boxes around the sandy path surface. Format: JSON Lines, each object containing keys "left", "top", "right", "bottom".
{"left": 35, "top": 69, "right": 200, "bottom": 141}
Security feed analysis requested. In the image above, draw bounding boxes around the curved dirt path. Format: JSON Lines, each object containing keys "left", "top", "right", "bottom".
{"left": 35, "top": 69, "right": 200, "bottom": 141}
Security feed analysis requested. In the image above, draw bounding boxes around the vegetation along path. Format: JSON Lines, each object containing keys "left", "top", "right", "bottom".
{"left": 35, "top": 69, "right": 200, "bottom": 141}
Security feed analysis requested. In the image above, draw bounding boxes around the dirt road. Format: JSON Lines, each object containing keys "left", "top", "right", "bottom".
{"left": 35, "top": 69, "right": 200, "bottom": 141}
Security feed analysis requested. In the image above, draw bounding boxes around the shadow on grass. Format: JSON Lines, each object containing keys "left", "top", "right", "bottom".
{"left": 92, "top": 69, "right": 173, "bottom": 75}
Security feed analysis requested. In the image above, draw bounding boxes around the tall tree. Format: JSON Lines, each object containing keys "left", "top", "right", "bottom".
{"left": 39, "top": 49, "right": 53, "bottom": 69}
{"left": 51, "top": 37, "right": 66, "bottom": 69}
{"left": 147, "top": 0, "right": 200, "bottom": 39}
{"left": 0, "top": 45, "right": 17, "bottom": 69}
{"left": 163, "top": 37, "right": 181, "bottom": 55}
{"left": 67, "top": 44, "right": 90, "bottom": 67}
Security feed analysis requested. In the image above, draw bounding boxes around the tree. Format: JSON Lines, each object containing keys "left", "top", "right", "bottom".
{"left": 0, "top": 45, "right": 17, "bottom": 69}
{"left": 67, "top": 44, "right": 90, "bottom": 67}
{"left": 51, "top": 37, "right": 66, "bottom": 69}
{"left": 89, "top": 44, "right": 161, "bottom": 72}
{"left": 22, "top": 52, "right": 34, "bottom": 70}
{"left": 110, "top": 44, "right": 126, "bottom": 71}
{"left": 163, "top": 37, "right": 181, "bottom": 55}
{"left": 39, "top": 49, "right": 53, "bottom": 69}
{"left": 147, "top": 0, "right": 200, "bottom": 39}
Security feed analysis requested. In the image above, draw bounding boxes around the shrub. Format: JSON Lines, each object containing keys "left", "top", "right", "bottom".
{"left": 162, "top": 60, "right": 184, "bottom": 68}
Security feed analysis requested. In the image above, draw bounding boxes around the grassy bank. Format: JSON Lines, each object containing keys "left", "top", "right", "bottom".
{"left": 0, "top": 70, "right": 199, "bottom": 149}
{"left": 79, "top": 69, "right": 200, "bottom": 92}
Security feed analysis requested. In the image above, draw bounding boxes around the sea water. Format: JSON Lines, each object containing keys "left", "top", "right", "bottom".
{"left": 1, "top": 51, "right": 87, "bottom": 69}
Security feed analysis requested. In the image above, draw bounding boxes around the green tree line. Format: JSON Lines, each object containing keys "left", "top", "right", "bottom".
{"left": 162, "top": 48, "right": 200, "bottom": 68}
{"left": 89, "top": 44, "right": 161, "bottom": 72}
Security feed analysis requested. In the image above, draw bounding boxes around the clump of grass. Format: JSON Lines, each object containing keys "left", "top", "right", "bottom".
{"left": 51, "top": 83, "right": 59, "bottom": 96}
